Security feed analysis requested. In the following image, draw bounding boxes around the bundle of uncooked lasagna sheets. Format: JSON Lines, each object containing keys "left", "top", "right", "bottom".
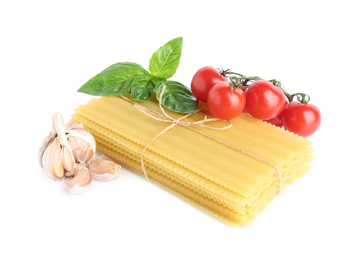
{"left": 70, "top": 95, "right": 314, "bottom": 226}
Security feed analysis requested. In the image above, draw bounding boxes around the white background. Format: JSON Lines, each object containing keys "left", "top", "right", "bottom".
{"left": 1, "top": 0, "right": 357, "bottom": 259}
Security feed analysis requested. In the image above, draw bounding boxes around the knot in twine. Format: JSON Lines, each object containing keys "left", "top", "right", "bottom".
{"left": 122, "top": 85, "right": 282, "bottom": 194}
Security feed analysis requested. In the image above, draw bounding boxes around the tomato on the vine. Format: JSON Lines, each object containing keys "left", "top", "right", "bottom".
{"left": 281, "top": 101, "right": 321, "bottom": 137}
{"left": 245, "top": 80, "right": 288, "bottom": 120}
{"left": 207, "top": 81, "right": 246, "bottom": 120}
{"left": 191, "top": 66, "right": 227, "bottom": 103}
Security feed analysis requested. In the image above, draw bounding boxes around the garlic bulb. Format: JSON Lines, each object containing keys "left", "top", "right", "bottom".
{"left": 39, "top": 112, "right": 121, "bottom": 194}
{"left": 39, "top": 112, "right": 96, "bottom": 180}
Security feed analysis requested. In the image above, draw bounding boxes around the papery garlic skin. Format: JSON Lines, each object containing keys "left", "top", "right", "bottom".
{"left": 66, "top": 123, "right": 96, "bottom": 163}
{"left": 69, "top": 184, "right": 90, "bottom": 195}
{"left": 38, "top": 131, "right": 56, "bottom": 168}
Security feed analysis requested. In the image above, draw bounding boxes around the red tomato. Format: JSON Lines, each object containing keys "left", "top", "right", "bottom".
{"left": 265, "top": 113, "right": 284, "bottom": 127}
{"left": 245, "top": 80, "right": 288, "bottom": 120}
{"left": 207, "top": 81, "right": 246, "bottom": 120}
{"left": 191, "top": 66, "right": 227, "bottom": 103}
{"left": 281, "top": 101, "right": 321, "bottom": 137}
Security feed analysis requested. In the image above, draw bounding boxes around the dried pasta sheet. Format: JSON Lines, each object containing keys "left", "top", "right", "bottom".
{"left": 70, "top": 96, "right": 313, "bottom": 226}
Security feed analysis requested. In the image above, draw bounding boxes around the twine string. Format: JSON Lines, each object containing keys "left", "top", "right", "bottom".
{"left": 120, "top": 85, "right": 282, "bottom": 194}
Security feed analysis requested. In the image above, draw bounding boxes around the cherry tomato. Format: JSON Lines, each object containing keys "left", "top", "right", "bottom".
{"left": 265, "top": 113, "right": 284, "bottom": 127}
{"left": 191, "top": 66, "right": 227, "bottom": 103}
{"left": 245, "top": 80, "right": 288, "bottom": 120}
{"left": 281, "top": 101, "right": 321, "bottom": 137}
{"left": 207, "top": 81, "right": 246, "bottom": 120}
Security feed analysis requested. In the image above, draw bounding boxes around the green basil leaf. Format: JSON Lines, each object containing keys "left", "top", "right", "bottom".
{"left": 131, "top": 74, "right": 154, "bottom": 101}
{"left": 149, "top": 37, "right": 183, "bottom": 79}
{"left": 152, "top": 77, "right": 166, "bottom": 93}
{"left": 77, "top": 62, "right": 149, "bottom": 96}
{"left": 154, "top": 80, "right": 198, "bottom": 113}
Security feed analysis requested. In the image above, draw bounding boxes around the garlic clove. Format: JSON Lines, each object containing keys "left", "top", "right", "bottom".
{"left": 38, "top": 131, "right": 56, "bottom": 168}
{"left": 65, "top": 165, "right": 92, "bottom": 194}
{"left": 89, "top": 158, "right": 121, "bottom": 181}
{"left": 67, "top": 124, "right": 96, "bottom": 154}
{"left": 61, "top": 144, "right": 75, "bottom": 172}
{"left": 77, "top": 148, "right": 94, "bottom": 164}
{"left": 64, "top": 163, "right": 78, "bottom": 178}
{"left": 68, "top": 125, "right": 96, "bottom": 149}
{"left": 42, "top": 139, "right": 65, "bottom": 179}
{"left": 68, "top": 135, "right": 94, "bottom": 163}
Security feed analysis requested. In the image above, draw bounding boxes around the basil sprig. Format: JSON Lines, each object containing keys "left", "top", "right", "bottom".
{"left": 77, "top": 37, "right": 198, "bottom": 113}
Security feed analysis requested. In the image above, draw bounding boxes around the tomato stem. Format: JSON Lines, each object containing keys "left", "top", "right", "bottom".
{"left": 221, "top": 69, "right": 311, "bottom": 104}
{"left": 269, "top": 79, "right": 310, "bottom": 103}
{"left": 295, "top": 93, "right": 310, "bottom": 103}
{"left": 268, "top": 79, "right": 294, "bottom": 102}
